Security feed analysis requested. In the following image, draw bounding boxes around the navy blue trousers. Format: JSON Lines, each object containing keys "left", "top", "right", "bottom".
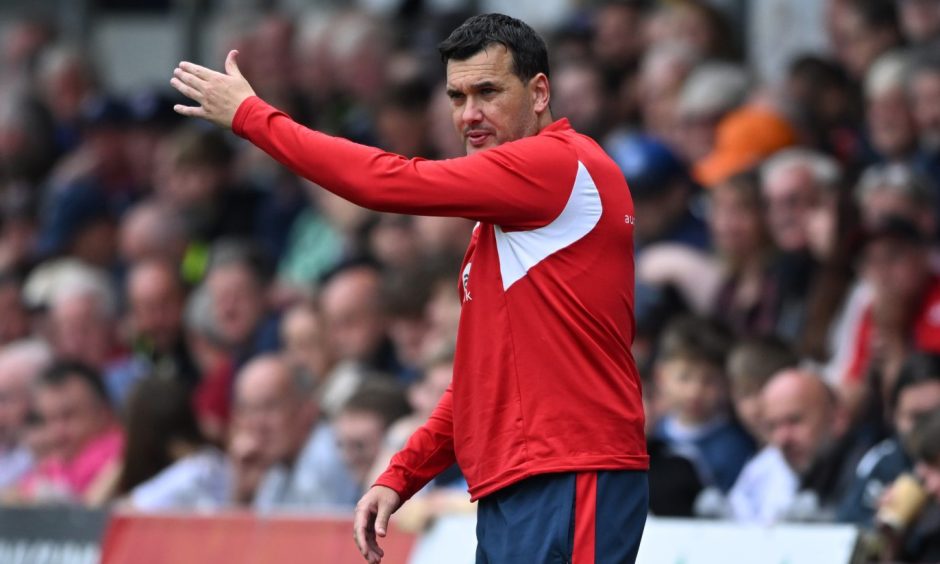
{"left": 475, "top": 470, "right": 648, "bottom": 564}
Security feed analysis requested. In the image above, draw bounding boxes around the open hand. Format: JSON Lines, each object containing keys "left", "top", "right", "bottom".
{"left": 353, "top": 485, "right": 402, "bottom": 564}
{"left": 170, "top": 49, "right": 256, "bottom": 129}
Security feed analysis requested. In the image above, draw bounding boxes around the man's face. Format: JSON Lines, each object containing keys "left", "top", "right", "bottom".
{"left": 762, "top": 165, "right": 819, "bottom": 252}
{"left": 446, "top": 45, "right": 540, "bottom": 155}
{"left": 128, "top": 265, "right": 184, "bottom": 352}
{"left": 35, "top": 377, "right": 109, "bottom": 462}
{"left": 320, "top": 269, "right": 386, "bottom": 363}
{"left": 233, "top": 362, "right": 311, "bottom": 465}
{"left": 51, "top": 295, "right": 112, "bottom": 369}
{"left": 895, "top": 381, "right": 940, "bottom": 443}
{"left": 207, "top": 264, "right": 265, "bottom": 348}
{"left": 334, "top": 410, "right": 384, "bottom": 486}
{"left": 762, "top": 379, "right": 834, "bottom": 474}
{"left": 867, "top": 88, "right": 917, "bottom": 159}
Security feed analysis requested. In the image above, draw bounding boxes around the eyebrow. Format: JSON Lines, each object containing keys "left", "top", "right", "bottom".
{"left": 446, "top": 80, "right": 502, "bottom": 97}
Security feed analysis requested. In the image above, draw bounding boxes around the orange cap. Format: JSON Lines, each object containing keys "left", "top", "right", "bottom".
{"left": 693, "top": 106, "right": 798, "bottom": 187}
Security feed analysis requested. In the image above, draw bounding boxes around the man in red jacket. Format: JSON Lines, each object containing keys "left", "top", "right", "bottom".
{"left": 172, "top": 13, "right": 648, "bottom": 564}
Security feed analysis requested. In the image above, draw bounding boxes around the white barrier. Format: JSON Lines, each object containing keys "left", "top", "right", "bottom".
{"left": 409, "top": 514, "right": 860, "bottom": 564}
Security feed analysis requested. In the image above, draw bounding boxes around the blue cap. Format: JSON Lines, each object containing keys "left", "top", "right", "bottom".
{"left": 604, "top": 132, "right": 689, "bottom": 200}
{"left": 79, "top": 95, "right": 130, "bottom": 129}
{"left": 36, "top": 183, "right": 111, "bottom": 257}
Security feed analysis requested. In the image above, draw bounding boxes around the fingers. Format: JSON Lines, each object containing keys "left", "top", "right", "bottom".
{"left": 173, "top": 66, "right": 207, "bottom": 89}
{"left": 225, "top": 49, "right": 244, "bottom": 78}
{"left": 375, "top": 500, "right": 393, "bottom": 538}
{"left": 178, "top": 61, "right": 214, "bottom": 81}
{"left": 170, "top": 77, "right": 203, "bottom": 104}
{"left": 173, "top": 104, "right": 207, "bottom": 119}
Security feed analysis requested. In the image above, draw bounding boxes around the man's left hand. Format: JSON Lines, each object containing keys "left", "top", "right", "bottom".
{"left": 170, "top": 49, "right": 256, "bottom": 129}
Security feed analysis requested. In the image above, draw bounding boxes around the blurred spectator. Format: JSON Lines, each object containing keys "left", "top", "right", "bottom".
{"left": 673, "top": 62, "right": 750, "bottom": 163}
{"left": 645, "top": 0, "right": 738, "bottom": 61}
{"left": 726, "top": 336, "right": 799, "bottom": 444}
{"left": 381, "top": 268, "right": 433, "bottom": 379}
{"left": 707, "top": 171, "right": 778, "bottom": 336}
{"left": 841, "top": 217, "right": 940, "bottom": 413}
{"left": 118, "top": 199, "right": 190, "bottom": 268}
{"left": 37, "top": 180, "right": 118, "bottom": 269}
{"left": 115, "top": 377, "right": 229, "bottom": 511}
{"left": 879, "top": 409, "right": 940, "bottom": 562}
{"left": 829, "top": 0, "right": 903, "bottom": 81}
{"left": 204, "top": 239, "right": 279, "bottom": 366}
{"left": 280, "top": 301, "right": 333, "bottom": 395}
{"left": 605, "top": 133, "right": 708, "bottom": 251}
{"left": 759, "top": 368, "right": 867, "bottom": 521}
{"left": 34, "top": 45, "right": 98, "bottom": 155}
{"left": 552, "top": 61, "right": 608, "bottom": 141}
{"left": 897, "top": 0, "right": 940, "bottom": 45}
{"left": 0, "top": 340, "right": 53, "bottom": 489}
{"left": 854, "top": 163, "right": 935, "bottom": 234}
{"left": 318, "top": 262, "right": 404, "bottom": 381}
{"left": 865, "top": 50, "right": 918, "bottom": 163}
{"left": 234, "top": 354, "right": 359, "bottom": 511}
{"left": 17, "top": 362, "right": 123, "bottom": 505}
{"left": 908, "top": 52, "right": 940, "bottom": 194}
{"left": 375, "top": 79, "right": 433, "bottom": 158}
{"left": 106, "top": 259, "right": 198, "bottom": 406}
{"left": 651, "top": 316, "right": 755, "bottom": 493}
{"left": 694, "top": 105, "right": 798, "bottom": 188}
{"left": 635, "top": 41, "right": 700, "bottom": 144}
{"left": 784, "top": 56, "right": 863, "bottom": 164}
{"left": 759, "top": 149, "right": 843, "bottom": 339}
{"left": 47, "top": 267, "right": 127, "bottom": 378}
{"left": 838, "top": 353, "right": 940, "bottom": 525}
{"left": 591, "top": 0, "right": 649, "bottom": 77}
{"left": 334, "top": 381, "right": 411, "bottom": 493}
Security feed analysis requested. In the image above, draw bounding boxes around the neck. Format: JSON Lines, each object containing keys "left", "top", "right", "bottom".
{"left": 537, "top": 111, "right": 554, "bottom": 131}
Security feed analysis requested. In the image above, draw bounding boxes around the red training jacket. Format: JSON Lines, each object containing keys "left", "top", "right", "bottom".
{"left": 233, "top": 96, "right": 648, "bottom": 501}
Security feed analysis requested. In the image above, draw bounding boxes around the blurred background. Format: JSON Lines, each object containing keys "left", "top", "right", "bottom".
{"left": 1, "top": 0, "right": 940, "bottom": 562}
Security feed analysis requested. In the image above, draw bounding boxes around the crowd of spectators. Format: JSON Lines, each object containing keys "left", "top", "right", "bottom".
{"left": 1, "top": 0, "right": 940, "bottom": 560}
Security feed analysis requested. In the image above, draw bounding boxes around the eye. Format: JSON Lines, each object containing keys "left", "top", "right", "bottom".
{"left": 480, "top": 87, "right": 497, "bottom": 96}
{"left": 447, "top": 92, "right": 465, "bottom": 104}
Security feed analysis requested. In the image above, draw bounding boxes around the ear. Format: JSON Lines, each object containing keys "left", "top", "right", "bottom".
{"left": 530, "top": 72, "right": 550, "bottom": 114}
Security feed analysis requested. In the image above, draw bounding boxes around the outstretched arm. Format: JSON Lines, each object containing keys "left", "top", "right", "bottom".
{"left": 170, "top": 53, "right": 578, "bottom": 229}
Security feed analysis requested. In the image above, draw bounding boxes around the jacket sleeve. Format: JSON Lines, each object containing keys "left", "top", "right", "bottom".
{"left": 372, "top": 386, "right": 456, "bottom": 502}
{"left": 232, "top": 96, "right": 578, "bottom": 230}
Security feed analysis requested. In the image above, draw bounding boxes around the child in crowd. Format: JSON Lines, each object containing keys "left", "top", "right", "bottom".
{"left": 652, "top": 316, "right": 756, "bottom": 492}
{"left": 726, "top": 336, "right": 799, "bottom": 444}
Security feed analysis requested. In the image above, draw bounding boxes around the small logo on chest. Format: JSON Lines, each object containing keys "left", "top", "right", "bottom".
{"left": 462, "top": 262, "right": 472, "bottom": 302}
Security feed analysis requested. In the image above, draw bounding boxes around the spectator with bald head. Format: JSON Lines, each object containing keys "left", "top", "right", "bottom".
{"left": 233, "top": 354, "right": 357, "bottom": 511}
{"left": 760, "top": 369, "right": 869, "bottom": 521}
{"left": 0, "top": 340, "right": 53, "bottom": 489}
{"left": 318, "top": 262, "right": 404, "bottom": 381}
{"left": 106, "top": 259, "right": 198, "bottom": 407}
{"left": 118, "top": 199, "right": 189, "bottom": 268}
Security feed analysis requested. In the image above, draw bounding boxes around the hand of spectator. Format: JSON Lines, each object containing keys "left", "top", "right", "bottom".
{"left": 170, "top": 50, "right": 256, "bottom": 129}
{"left": 353, "top": 485, "right": 402, "bottom": 564}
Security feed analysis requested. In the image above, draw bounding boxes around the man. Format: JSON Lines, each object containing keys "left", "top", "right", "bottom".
{"left": 743, "top": 369, "right": 864, "bottom": 522}
{"left": 172, "top": 13, "right": 647, "bottom": 563}
{"left": 107, "top": 258, "right": 199, "bottom": 405}
{"left": 233, "top": 354, "right": 359, "bottom": 511}
{"left": 17, "top": 362, "right": 123, "bottom": 504}
{"left": 838, "top": 353, "right": 940, "bottom": 525}
{"left": 0, "top": 340, "right": 53, "bottom": 489}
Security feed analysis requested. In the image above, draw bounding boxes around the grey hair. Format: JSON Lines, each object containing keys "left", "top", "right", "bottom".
{"left": 760, "top": 148, "right": 842, "bottom": 193}
{"left": 855, "top": 163, "right": 934, "bottom": 207}
{"left": 678, "top": 62, "right": 750, "bottom": 118}
{"left": 865, "top": 50, "right": 912, "bottom": 99}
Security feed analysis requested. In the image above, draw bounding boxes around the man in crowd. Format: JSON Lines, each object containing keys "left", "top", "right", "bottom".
{"left": 0, "top": 340, "right": 53, "bottom": 489}
{"left": 233, "top": 354, "right": 358, "bottom": 511}
{"left": 17, "top": 362, "right": 123, "bottom": 504}
{"left": 172, "top": 12, "right": 648, "bottom": 563}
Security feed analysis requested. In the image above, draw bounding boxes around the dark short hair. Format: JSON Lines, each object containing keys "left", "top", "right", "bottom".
{"left": 340, "top": 379, "right": 412, "bottom": 429}
{"left": 911, "top": 409, "right": 940, "bottom": 465}
{"left": 438, "top": 13, "right": 550, "bottom": 82}
{"left": 39, "top": 361, "right": 109, "bottom": 406}
{"left": 658, "top": 315, "right": 734, "bottom": 369}
{"left": 891, "top": 353, "right": 940, "bottom": 409}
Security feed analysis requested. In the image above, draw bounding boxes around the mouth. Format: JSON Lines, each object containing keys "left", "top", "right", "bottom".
{"left": 466, "top": 130, "right": 491, "bottom": 148}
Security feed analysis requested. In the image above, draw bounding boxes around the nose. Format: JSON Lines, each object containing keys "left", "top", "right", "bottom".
{"left": 461, "top": 97, "right": 483, "bottom": 126}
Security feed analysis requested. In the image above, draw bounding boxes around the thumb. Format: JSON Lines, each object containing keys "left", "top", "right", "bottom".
{"left": 225, "top": 49, "right": 243, "bottom": 78}
{"left": 375, "top": 500, "right": 393, "bottom": 537}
